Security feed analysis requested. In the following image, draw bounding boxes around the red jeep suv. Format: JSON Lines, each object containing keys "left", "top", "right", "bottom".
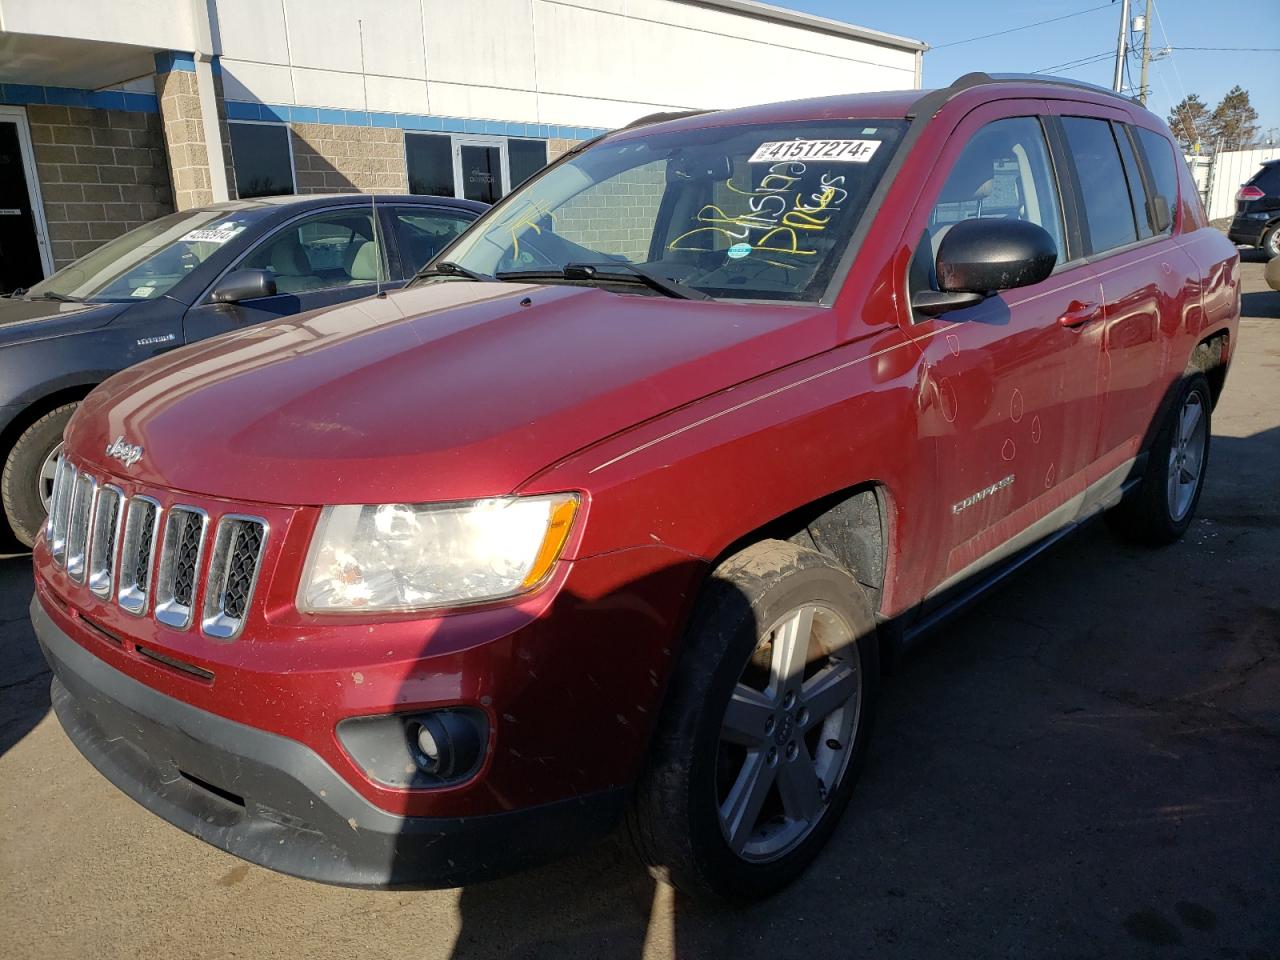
{"left": 32, "top": 73, "right": 1239, "bottom": 900}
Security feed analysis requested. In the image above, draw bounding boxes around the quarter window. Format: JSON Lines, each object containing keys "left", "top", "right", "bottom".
{"left": 389, "top": 208, "right": 475, "bottom": 277}
{"left": 1133, "top": 127, "right": 1180, "bottom": 234}
{"left": 240, "top": 210, "right": 380, "bottom": 294}
{"left": 1061, "top": 117, "right": 1138, "bottom": 253}
{"left": 1114, "top": 124, "right": 1154, "bottom": 240}
{"left": 229, "top": 122, "right": 295, "bottom": 199}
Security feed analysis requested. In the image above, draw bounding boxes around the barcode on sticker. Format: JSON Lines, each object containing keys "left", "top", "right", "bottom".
{"left": 748, "top": 139, "right": 881, "bottom": 163}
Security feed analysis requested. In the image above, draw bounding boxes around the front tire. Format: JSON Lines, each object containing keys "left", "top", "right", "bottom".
{"left": 2, "top": 403, "right": 77, "bottom": 548}
{"left": 1107, "top": 374, "right": 1211, "bottom": 545}
{"left": 628, "top": 539, "right": 879, "bottom": 901}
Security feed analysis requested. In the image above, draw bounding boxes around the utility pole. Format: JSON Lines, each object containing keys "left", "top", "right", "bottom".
{"left": 1137, "top": 0, "right": 1154, "bottom": 105}
{"left": 1112, "top": 0, "right": 1131, "bottom": 93}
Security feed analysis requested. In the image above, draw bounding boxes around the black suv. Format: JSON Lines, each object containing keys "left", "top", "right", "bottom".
{"left": 0, "top": 193, "right": 485, "bottom": 546}
{"left": 1228, "top": 158, "right": 1280, "bottom": 257}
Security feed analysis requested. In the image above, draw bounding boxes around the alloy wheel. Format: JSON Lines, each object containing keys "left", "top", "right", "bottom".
{"left": 717, "top": 603, "right": 861, "bottom": 862}
{"left": 37, "top": 441, "right": 63, "bottom": 513}
{"left": 1167, "top": 391, "right": 1207, "bottom": 523}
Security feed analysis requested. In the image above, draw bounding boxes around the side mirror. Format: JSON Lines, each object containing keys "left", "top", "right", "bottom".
{"left": 913, "top": 218, "right": 1057, "bottom": 317}
{"left": 211, "top": 268, "right": 277, "bottom": 304}
{"left": 1149, "top": 194, "right": 1173, "bottom": 233}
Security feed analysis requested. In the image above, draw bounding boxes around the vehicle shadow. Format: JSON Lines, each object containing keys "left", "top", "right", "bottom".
{"left": 0, "top": 553, "right": 48, "bottom": 758}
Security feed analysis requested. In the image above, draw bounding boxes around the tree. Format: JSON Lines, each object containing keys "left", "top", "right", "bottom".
{"left": 1167, "top": 94, "right": 1211, "bottom": 152}
{"left": 1210, "top": 86, "right": 1259, "bottom": 150}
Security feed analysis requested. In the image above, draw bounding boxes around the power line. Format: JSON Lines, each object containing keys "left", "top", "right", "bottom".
{"left": 1167, "top": 46, "right": 1280, "bottom": 52}
{"left": 931, "top": 2, "right": 1113, "bottom": 50}
{"left": 1150, "top": 2, "right": 1200, "bottom": 146}
{"left": 1032, "top": 49, "right": 1115, "bottom": 74}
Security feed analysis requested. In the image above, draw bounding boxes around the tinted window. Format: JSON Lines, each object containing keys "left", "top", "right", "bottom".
{"left": 918, "top": 116, "right": 1066, "bottom": 288}
{"left": 390, "top": 208, "right": 475, "bottom": 277}
{"left": 1133, "top": 127, "right": 1179, "bottom": 234}
{"left": 1061, "top": 117, "right": 1138, "bottom": 253}
{"left": 509, "top": 138, "right": 549, "bottom": 189}
{"left": 229, "top": 123, "right": 294, "bottom": 199}
{"left": 406, "top": 133, "right": 455, "bottom": 197}
{"left": 1114, "top": 125, "right": 1154, "bottom": 240}
{"left": 1249, "top": 164, "right": 1280, "bottom": 195}
{"left": 241, "top": 209, "right": 379, "bottom": 294}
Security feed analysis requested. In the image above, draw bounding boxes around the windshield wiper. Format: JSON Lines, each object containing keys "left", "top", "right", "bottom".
{"left": 33, "top": 291, "right": 83, "bottom": 303}
{"left": 412, "top": 260, "right": 495, "bottom": 284}
{"left": 495, "top": 262, "right": 710, "bottom": 301}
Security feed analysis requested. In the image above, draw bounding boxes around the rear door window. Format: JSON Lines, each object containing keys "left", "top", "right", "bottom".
{"left": 1113, "top": 124, "right": 1154, "bottom": 240}
{"left": 1061, "top": 116, "right": 1138, "bottom": 254}
{"left": 389, "top": 207, "right": 476, "bottom": 278}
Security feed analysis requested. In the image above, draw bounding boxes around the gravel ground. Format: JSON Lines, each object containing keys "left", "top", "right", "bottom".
{"left": 1, "top": 254, "right": 1277, "bottom": 960}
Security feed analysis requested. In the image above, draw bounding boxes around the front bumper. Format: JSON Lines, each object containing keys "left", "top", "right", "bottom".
{"left": 35, "top": 595, "right": 626, "bottom": 887}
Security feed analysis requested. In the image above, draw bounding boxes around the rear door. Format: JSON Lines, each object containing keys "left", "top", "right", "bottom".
{"left": 182, "top": 206, "right": 389, "bottom": 342}
{"left": 897, "top": 100, "right": 1106, "bottom": 597}
{"left": 1049, "top": 105, "right": 1199, "bottom": 497}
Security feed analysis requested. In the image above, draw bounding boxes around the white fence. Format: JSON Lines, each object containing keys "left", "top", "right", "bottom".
{"left": 1186, "top": 147, "right": 1280, "bottom": 221}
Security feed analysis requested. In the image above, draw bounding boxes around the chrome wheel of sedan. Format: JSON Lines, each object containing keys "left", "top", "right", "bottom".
{"left": 717, "top": 603, "right": 861, "bottom": 862}
{"left": 38, "top": 441, "right": 63, "bottom": 512}
{"left": 1167, "top": 391, "right": 1206, "bottom": 523}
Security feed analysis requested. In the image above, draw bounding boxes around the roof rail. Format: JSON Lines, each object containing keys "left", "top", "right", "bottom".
{"left": 949, "top": 71, "right": 1142, "bottom": 106}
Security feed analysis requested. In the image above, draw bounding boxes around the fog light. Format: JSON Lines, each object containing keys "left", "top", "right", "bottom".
{"left": 405, "top": 711, "right": 485, "bottom": 780}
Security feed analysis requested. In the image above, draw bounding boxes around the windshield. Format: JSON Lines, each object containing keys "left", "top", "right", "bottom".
{"left": 26, "top": 208, "right": 268, "bottom": 302}
{"left": 438, "top": 119, "right": 906, "bottom": 302}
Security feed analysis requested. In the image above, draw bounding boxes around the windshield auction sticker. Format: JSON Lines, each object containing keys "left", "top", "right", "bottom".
{"left": 748, "top": 139, "right": 881, "bottom": 163}
{"left": 179, "top": 223, "right": 246, "bottom": 244}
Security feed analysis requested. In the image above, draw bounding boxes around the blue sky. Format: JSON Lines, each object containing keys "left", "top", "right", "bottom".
{"left": 776, "top": 1, "right": 1280, "bottom": 143}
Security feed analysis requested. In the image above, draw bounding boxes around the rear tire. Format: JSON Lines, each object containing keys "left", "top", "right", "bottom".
{"left": 2, "top": 403, "right": 77, "bottom": 548}
{"left": 1263, "top": 225, "right": 1280, "bottom": 259}
{"left": 628, "top": 539, "right": 879, "bottom": 901}
{"left": 1106, "top": 374, "right": 1211, "bottom": 545}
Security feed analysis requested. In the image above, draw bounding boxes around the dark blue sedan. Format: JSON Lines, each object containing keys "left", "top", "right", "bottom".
{"left": 0, "top": 193, "right": 486, "bottom": 546}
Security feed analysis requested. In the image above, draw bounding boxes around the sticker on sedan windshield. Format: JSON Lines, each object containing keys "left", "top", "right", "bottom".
{"left": 179, "top": 223, "right": 246, "bottom": 244}
{"left": 748, "top": 139, "right": 881, "bottom": 163}
{"left": 727, "top": 242, "right": 752, "bottom": 259}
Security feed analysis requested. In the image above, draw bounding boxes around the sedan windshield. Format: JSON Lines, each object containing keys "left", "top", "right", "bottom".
{"left": 26, "top": 208, "right": 268, "bottom": 303}
{"left": 438, "top": 119, "right": 906, "bottom": 302}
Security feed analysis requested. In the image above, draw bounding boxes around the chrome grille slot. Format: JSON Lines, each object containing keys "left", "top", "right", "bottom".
{"left": 118, "top": 496, "right": 161, "bottom": 615}
{"left": 154, "top": 506, "right": 208, "bottom": 629}
{"left": 48, "top": 458, "right": 74, "bottom": 565}
{"left": 88, "top": 485, "right": 125, "bottom": 597}
{"left": 202, "top": 516, "right": 267, "bottom": 639}
{"left": 64, "top": 473, "right": 96, "bottom": 583}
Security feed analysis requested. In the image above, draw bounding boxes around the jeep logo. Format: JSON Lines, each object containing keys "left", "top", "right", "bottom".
{"left": 105, "top": 436, "right": 144, "bottom": 468}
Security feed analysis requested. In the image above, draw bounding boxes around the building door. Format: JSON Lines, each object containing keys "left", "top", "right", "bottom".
{"left": 452, "top": 136, "right": 508, "bottom": 204}
{"left": 0, "top": 106, "right": 52, "bottom": 293}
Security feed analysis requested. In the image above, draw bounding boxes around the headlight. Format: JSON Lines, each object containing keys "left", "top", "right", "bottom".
{"left": 299, "top": 493, "right": 579, "bottom": 613}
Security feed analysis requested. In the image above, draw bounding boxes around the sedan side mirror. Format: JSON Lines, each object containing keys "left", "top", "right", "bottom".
{"left": 211, "top": 268, "right": 277, "bottom": 304}
{"left": 912, "top": 218, "right": 1058, "bottom": 317}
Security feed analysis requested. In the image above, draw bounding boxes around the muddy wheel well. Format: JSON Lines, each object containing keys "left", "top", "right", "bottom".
{"left": 1189, "top": 331, "right": 1230, "bottom": 408}
{"left": 711, "top": 484, "right": 889, "bottom": 608}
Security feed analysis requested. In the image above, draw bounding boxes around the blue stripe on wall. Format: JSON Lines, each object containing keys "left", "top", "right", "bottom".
{"left": 224, "top": 99, "right": 606, "bottom": 140}
{"left": 0, "top": 83, "right": 158, "bottom": 114}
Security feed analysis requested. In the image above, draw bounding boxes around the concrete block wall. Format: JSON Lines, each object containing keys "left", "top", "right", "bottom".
{"left": 290, "top": 123, "right": 409, "bottom": 194}
{"left": 26, "top": 105, "right": 174, "bottom": 268}
{"left": 155, "top": 68, "right": 215, "bottom": 209}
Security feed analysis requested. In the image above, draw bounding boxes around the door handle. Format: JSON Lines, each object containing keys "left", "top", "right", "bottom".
{"left": 1057, "top": 300, "right": 1101, "bottom": 329}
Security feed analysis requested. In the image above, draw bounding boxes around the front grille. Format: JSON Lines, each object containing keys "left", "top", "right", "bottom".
{"left": 155, "top": 507, "right": 208, "bottom": 629}
{"left": 118, "top": 496, "right": 161, "bottom": 615}
{"left": 64, "top": 472, "right": 96, "bottom": 583}
{"left": 202, "top": 516, "right": 268, "bottom": 639}
{"left": 88, "top": 485, "right": 124, "bottom": 597}
{"left": 46, "top": 459, "right": 270, "bottom": 638}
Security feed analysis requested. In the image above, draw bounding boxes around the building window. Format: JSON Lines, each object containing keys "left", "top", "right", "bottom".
{"left": 406, "top": 133, "right": 455, "bottom": 197}
{"left": 229, "top": 122, "right": 295, "bottom": 199}
{"left": 509, "top": 138, "right": 549, "bottom": 189}
{"left": 405, "top": 132, "right": 550, "bottom": 202}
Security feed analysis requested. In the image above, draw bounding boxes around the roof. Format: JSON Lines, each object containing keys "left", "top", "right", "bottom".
{"left": 680, "top": 0, "right": 926, "bottom": 53}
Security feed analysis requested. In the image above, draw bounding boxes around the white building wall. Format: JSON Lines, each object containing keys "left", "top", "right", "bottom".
{"left": 1197, "top": 146, "right": 1280, "bottom": 221}
{"left": 211, "top": 0, "right": 921, "bottom": 129}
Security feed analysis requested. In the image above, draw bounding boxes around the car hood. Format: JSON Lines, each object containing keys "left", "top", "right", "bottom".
{"left": 0, "top": 296, "right": 128, "bottom": 342}
{"left": 69, "top": 281, "right": 833, "bottom": 505}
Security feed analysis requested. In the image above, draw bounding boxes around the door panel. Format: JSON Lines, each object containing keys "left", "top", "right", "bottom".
{"left": 0, "top": 116, "right": 47, "bottom": 293}
{"left": 895, "top": 101, "right": 1106, "bottom": 597}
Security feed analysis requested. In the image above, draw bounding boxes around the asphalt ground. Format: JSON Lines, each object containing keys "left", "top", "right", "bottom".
{"left": 1, "top": 254, "right": 1277, "bottom": 960}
